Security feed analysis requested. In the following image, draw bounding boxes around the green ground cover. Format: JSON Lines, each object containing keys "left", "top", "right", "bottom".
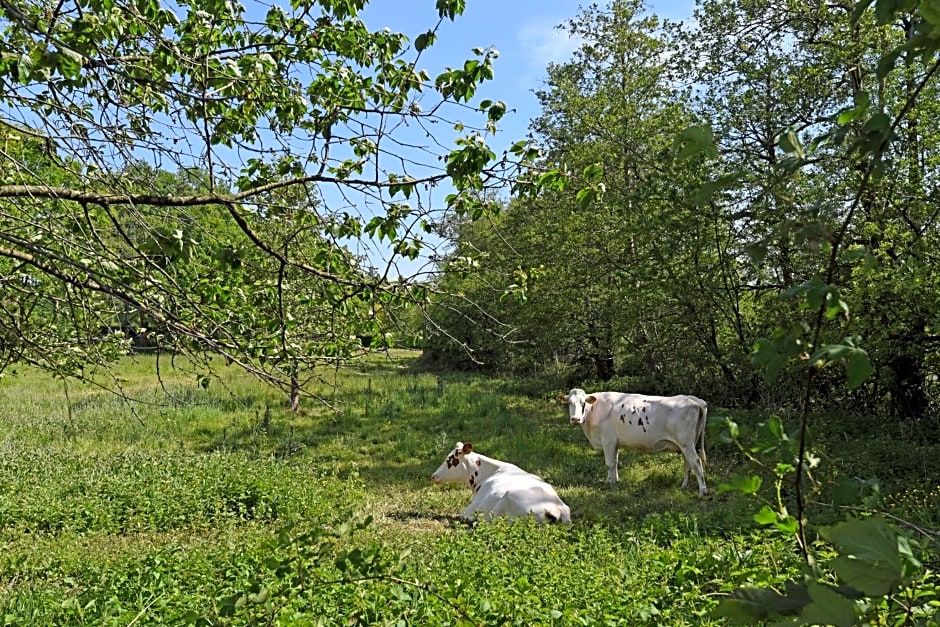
{"left": 0, "top": 353, "right": 936, "bottom": 625}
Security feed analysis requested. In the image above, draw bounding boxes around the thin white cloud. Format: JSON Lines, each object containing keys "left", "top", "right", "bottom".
{"left": 516, "top": 16, "right": 583, "bottom": 71}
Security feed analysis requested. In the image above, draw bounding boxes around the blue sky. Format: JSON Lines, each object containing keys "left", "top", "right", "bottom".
{"left": 344, "top": 1, "right": 697, "bottom": 276}
{"left": 359, "top": 0, "right": 696, "bottom": 149}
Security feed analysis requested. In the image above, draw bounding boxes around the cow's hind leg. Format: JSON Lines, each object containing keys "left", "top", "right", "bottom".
{"left": 680, "top": 457, "right": 691, "bottom": 489}
{"left": 679, "top": 447, "right": 707, "bottom": 496}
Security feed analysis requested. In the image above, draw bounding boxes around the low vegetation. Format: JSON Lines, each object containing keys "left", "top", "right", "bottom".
{"left": 1, "top": 352, "right": 937, "bottom": 625}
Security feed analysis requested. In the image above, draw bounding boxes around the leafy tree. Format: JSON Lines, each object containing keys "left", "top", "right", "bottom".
{"left": 687, "top": 0, "right": 940, "bottom": 620}
{"left": 0, "top": 0, "right": 545, "bottom": 402}
{"left": 688, "top": 0, "right": 940, "bottom": 416}
{"left": 427, "top": 0, "right": 752, "bottom": 397}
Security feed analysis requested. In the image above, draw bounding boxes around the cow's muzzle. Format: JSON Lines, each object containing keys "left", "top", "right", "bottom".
{"left": 569, "top": 417, "right": 584, "bottom": 425}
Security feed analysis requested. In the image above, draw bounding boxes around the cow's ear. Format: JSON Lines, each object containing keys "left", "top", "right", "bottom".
{"left": 586, "top": 395, "right": 597, "bottom": 404}
{"left": 463, "top": 442, "right": 473, "bottom": 454}
{"left": 556, "top": 394, "right": 567, "bottom": 403}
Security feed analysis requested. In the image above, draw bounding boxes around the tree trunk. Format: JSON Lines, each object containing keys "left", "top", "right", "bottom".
{"left": 887, "top": 351, "right": 928, "bottom": 419}
{"left": 289, "top": 361, "right": 300, "bottom": 412}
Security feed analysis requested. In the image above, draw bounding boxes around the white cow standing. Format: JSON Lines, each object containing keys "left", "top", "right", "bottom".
{"left": 558, "top": 388, "right": 708, "bottom": 496}
{"left": 431, "top": 441, "right": 572, "bottom": 523}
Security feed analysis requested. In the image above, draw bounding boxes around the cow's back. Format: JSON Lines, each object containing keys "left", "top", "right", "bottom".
{"left": 478, "top": 469, "right": 568, "bottom": 520}
{"left": 594, "top": 392, "right": 702, "bottom": 452}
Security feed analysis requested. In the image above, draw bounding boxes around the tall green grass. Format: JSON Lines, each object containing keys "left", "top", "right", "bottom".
{"left": 0, "top": 352, "right": 935, "bottom": 625}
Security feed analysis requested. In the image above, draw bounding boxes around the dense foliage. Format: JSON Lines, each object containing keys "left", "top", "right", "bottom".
{"left": 0, "top": 0, "right": 546, "bottom": 405}
{"left": 426, "top": 0, "right": 940, "bottom": 421}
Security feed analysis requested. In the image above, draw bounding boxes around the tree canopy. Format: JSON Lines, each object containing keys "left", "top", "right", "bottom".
{"left": 3, "top": 0, "right": 940, "bottom": 419}
{"left": 425, "top": 0, "right": 940, "bottom": 419}
{"left": 0, "top": 0, "right": 546, "bottom": 400}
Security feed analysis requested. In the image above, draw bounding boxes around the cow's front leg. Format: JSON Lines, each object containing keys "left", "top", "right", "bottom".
{"left": 461, "top": 492, "right": 487, "bottom": 521}
{"left": 602, "top": 439, "right": 619, "bottom": 485}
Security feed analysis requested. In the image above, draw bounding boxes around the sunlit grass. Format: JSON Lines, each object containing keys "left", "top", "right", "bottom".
{"left": 0, "top": 352, "right": 934, "bottom": 624}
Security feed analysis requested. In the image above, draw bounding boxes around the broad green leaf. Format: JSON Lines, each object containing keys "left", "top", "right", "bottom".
{"left": 486, "top": 101, "right": 506, "bottom": 121}
{"left": 876, "top": 46, "right": 904, "bottom": 79}
{"left": 778, "top": 129, "right": 806, "bottom": 159}
{"left": 810, "top": 343, "right": 852, "bottom": 367}
{"left": 874, "top": 0, "right": 901, "bottom": 23}
{"left": 806, "top": 279, "right": 829, "bottom": 309}
{"left": 836, "top": 108, "right": 858, "bottom": 125}
{"left": 694, "top": 172, "right": 741, "bottom": 206}
{"left": 744, "top": 240, "right": 768, "bottom": 265}
{"left": 726, "top": 418, "right": 740, "bottom": 440}
{"left": 845, "top": 349, "right": 873, "bottom": 389}
{"left": 753, "top": 505, "right": 778, "bottom": 525}
{"left": 854, "top": 90, "right": 871, "bottom": 111}
{"left": 830, "top": 555, "right": 901, "bottom": 596}
{"left": 752, "top": 329, "right": 804, "bottom": 382}
{"left": 822, "top": 517, "right": 902, "bottom": 596}
{"left": 763, "top": 415, "right": 785, "bottom": 441}
{"left": 896, "top": 535, "right": 921, "bottom": 570}
{"left": 582, "top": 162, "right": 604, "bottom": 181}
{"left": 800, "top": 583, "right": 857, "bottom": 627}
{"left": 536, "top": 169, "right": 568, "bottom": 192}
{"left": 576, "top": 184, "right": 604, "bottom": 209}
{"left": 674, "top": 124, "right": 718, "bottom": 160}
{"left": 850, "top": 0, "right": 875, "bottom": 24}
{"left": 809, "top": 342, "right": 872, "bottom": 389}
{"left": 717, "top": 474, "right": 762, "bottom": 495}
{"left": 836, "top": 92, "right": 870, "bottom": 124}
{"left": 920, "top": 0, "right": 940, "bottom": 25}
{"left": 415, "top": 31, "right": 435, "bottom": 51}
{"left": 862, "top": 112, "right": 891, "bottom": 134}
{"left": 711, "top": 586, "right": 807, "bottom": 623}
{"left": 752, "top": 338, "right": 789, "bottom": 383}
{"left": 436, "top": 0, "right": 466, "bottom": 20}
{"left": 17, "top": 53, "right": 34, "bottom": 84}
{"left": 831, "top": 478, "right": 864, "bottom": 506}
{"left": 824, "top": 297, "right": 850, "bottom": 320}
{"left": 776, "top": 515, "right": 799, "bottom": 534}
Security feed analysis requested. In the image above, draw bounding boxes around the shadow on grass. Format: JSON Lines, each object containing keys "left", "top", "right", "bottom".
{"left": 386, "top": 510, "right": 468, "bottom": 526}
{"left": 357, "top": 459, "right": 438, "bottom": 489}
{"left": 186, "top": 364, "right": 759, "bottom": 537}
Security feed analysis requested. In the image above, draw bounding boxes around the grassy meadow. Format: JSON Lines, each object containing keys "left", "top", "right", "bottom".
{"left": 0, "top": 351, "right": 937, "bottom": 625}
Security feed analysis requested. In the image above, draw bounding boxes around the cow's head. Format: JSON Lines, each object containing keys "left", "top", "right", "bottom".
{"left": 431, "top": 441, "right": 474, "bottom": 484}
{"left": 558, "top": 388, "right": 596, "bottom": 425}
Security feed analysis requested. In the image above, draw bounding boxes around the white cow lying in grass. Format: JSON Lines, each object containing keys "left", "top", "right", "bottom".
{"left": 558, "top": 388, "right": 708, "bottom": 496}
{"left": 431, "top": 442, "right": 572, "bottom": 523}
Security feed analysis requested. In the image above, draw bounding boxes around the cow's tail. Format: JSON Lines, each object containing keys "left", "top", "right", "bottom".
{"left": 697, "top": 399, "right": 708, "bottom": 466}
